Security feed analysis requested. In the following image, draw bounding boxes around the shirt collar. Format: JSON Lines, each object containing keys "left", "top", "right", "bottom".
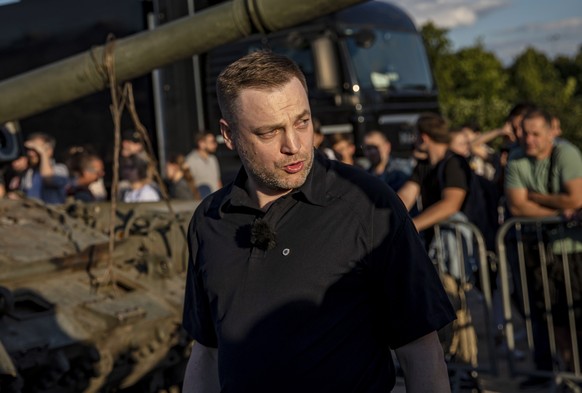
{"left": 219, "top": 149, "right": 330, "bottom": 214}
{"left": 298, "top": 149, "right": 329, "bottom": 206}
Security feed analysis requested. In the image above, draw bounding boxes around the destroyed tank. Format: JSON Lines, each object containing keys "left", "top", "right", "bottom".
{"left": 0, "top": 0, "right": 367, "bottom": 391}
{"left": 0, "top": 198, "right": 195, "bottom": 392}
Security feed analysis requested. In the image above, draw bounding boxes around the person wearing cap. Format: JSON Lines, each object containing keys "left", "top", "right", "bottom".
{"left": 121, "top": 129, "right": 145, "bottom": 158}
{"left": 397, "top": 113, "right": 472, "bottom": 237}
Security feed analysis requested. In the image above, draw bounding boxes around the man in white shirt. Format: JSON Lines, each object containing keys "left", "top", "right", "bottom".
{"left": 185, "top": 131, "right": 222, "bottom": 198}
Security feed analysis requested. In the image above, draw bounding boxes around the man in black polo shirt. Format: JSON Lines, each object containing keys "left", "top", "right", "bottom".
{"left": 182, "top": 51, "right": 455, "bottom": 393}
{"left": 397, "top": 113, "right": 471, "bottom": 235}
{"left": 397, "top": 113, "right": 474, "bottom": 282}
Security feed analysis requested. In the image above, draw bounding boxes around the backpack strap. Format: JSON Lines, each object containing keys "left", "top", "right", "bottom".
{"left": 436, "top": 151, "right": 470, "bottom": 193}
{"left": 436, "top": 151, "right": 454, "bottom": 192}
{"left": 546, "top": 144, "right": 557, "bottom": 194}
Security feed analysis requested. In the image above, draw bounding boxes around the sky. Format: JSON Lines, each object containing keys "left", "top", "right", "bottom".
{"left": 1, "top": 0, "right": 581, "bottom": 67}
{"left": 386, "top": 0, "right": 582, "bottom": 66}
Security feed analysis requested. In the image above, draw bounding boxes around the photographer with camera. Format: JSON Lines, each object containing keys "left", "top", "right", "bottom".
{"left": 15, "top": 132, "right": 69, "bottom": 204}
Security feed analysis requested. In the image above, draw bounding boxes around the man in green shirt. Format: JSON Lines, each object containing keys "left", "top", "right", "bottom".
{"left": 505, "top": 111, "right": 582, "bottom": 218}
{"left": 505, "top": 108, "right": 582, "bottom": 382}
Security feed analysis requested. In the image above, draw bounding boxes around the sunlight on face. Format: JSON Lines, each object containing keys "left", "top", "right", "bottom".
{"left": 450, "top": 131, "right": 471, "bottom": 157}
{"left": 224, "top": 77, "right": 314, "bottom": 197}
{"left": 523, "top": 116, "right": 554, "bottom": 160}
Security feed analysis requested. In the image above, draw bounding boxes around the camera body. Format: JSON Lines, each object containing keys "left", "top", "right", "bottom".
{"left": 0, "top": 122, "right": 24, "bottom": 163}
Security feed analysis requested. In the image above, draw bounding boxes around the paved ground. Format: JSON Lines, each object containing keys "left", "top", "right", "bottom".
{"left": 470, "top": 288, "right": 559, "bottom": 393}
{"left": 392, "top": 288, "right": 556, "bottom": 392}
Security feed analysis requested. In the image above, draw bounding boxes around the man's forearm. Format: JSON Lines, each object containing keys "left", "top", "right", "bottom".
{"left": 396, "top": 331, "right": 451, "bottom": 393}
{"left": 412, "top": 200, "right": 459, "bottom": 232}
{"left": 183, "top": 343, "right": 219, "bottom": 393}
{"left": 403, "top": 361, "right": 450, "bottom": 393}
{"left": 39, "top": 156, "right": 55, "bottom": 178}
{"left": 508, "top": 199, "right": 557, "bottom": 218}
{"left": 529, "top": 191, "right": 582, "bottom": 210}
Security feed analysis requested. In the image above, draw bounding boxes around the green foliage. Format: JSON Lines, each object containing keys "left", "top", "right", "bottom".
{"left": 510, "top": 47, "right": 568, "bottom": 107}
{"left": 445, "top": 97, "right": 511, "bottom": 132}
{"left": 554, "top": 50, "right": 582, "bottom": 96}
{"left": 420, "top": 22, "right": 453, "bottom": 61}
{"left": 453, "top": 45, "right": 509, "bottom": 100}
{"left": 421, "top": 23, "right": 582, "bottom": 150}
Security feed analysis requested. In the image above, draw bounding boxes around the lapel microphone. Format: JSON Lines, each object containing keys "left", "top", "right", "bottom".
{"left": 250, "top": 218, "right": 277, "bottom": 250}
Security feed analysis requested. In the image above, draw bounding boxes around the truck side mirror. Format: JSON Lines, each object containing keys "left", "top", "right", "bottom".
{"left": 354, "top": 28, "right": 375, "bottom": 49}
{"left": 311, "top": 36, "right": 341, "bottom": 92}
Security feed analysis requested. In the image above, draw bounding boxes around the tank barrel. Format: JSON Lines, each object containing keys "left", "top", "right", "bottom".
{"left": 0, "top": 0, "right": 367, "bottom": 124}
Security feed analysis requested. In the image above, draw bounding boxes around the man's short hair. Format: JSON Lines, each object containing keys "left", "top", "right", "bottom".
{"left": 329, "top": 132, "right": 354, "bottom": 147}
{"left": 521, "top": 108, "right": 553, "bottom": 128}
{"left": 416, "top": 112, "right": 450, "bottom": 144}
{"left": 507, "top": 102, "right": 538, "bottom": 122}
{"left": 193, "top": 130, "right": 214, "bottom": 148}
{"left": 364, "top": 130, "right": 389, "bottom": 143}
{"left": 27, "top": 132, "right": 56, "bottom": 149}
{"left": 216, "top": 50, "right": 308, "bottom": 126}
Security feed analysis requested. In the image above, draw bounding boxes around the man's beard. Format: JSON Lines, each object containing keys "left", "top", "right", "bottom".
{"left": 236, "top": 143, "right": 314, "bottom": 193}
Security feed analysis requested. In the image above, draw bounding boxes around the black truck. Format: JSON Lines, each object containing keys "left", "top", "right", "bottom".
{"left": 201, "top": 0, "right": 438, "bottom": 177}
{"left": 0, "top": 0, "right": 437, "bottom": 181}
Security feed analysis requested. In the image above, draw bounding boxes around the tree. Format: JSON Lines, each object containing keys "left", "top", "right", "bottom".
{"left": 419, "top": 23, "right": 582, "bottom": 150}
{"left": 420, "top": 22, "right": 453, "bottom": 66}
{"left": 509, "top": 47, "right": 573, "bottom": 108}
{"left": 420, "top": 23, "right": 458, "bottom": 121}
{"left": 554, "top": 47, "right": 582, "bottom": 96}
{"left": 509, "top": 47, "right": 582, "bottom": 146}
{"left": 446, "top": 43, "right": 512, "bottom": 130}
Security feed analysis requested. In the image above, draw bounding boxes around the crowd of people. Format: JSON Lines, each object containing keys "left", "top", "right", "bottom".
{"left": 1, "top": 57, "right": 581, "bottom": 389}
{"left": 0, "top": 128, "right": 222, "bottom": 205}
{"left": 315, "top": 103, "right": 582, "bottom": 388}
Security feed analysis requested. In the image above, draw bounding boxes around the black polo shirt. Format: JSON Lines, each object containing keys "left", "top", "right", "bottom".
{"left": 183, "top": 151, "right": 455, "bottom": 393}
{"left": 409, "top": 152, "right": 471, "bottom": 211}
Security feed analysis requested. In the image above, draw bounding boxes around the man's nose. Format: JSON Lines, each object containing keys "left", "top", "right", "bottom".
{"left": 281, "top": 129, "right": 300, "bottom": 155}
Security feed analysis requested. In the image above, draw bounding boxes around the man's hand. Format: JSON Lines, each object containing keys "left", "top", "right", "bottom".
{"left": 561, "top": 208, "right": 582, "bottom": 221}
{"left": 24, "top": 140, "right": 51, "bottom": 159}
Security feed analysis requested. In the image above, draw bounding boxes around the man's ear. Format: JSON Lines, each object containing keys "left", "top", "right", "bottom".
{"left": 220, "top": 119, "right": 235, "bottom": 151}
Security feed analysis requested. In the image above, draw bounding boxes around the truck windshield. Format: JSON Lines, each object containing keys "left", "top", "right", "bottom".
{"left": 345, "top": 29, "right": 433, "bottom": 93}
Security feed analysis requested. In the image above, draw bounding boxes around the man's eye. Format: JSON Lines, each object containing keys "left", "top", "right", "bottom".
{"left": 297, "top": 119, "right": 310, "bottom": 128}
{"left": 258, "top": 129, "right": 279, "bottom": 139}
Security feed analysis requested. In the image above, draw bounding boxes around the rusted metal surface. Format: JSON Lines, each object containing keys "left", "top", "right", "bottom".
{"left": 0, "top": 199, "right": 196, "bottom": 392}
{"left": 0, "top": 0, "right": 370, "bottom": 390}
{"left": 0, "top": 0, "right": 367, "bottom": 123}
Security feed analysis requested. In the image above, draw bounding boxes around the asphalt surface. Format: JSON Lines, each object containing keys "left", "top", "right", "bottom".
{"left": 393, "top": 288, "right": 556, "bottom": 392}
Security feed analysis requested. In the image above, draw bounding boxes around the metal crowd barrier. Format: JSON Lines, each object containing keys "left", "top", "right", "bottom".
{"left": 496, "top": 216, "right": 582, "bottom": 389}
{"left": 430, "top": 219, "right": 498, "bottom": 389}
